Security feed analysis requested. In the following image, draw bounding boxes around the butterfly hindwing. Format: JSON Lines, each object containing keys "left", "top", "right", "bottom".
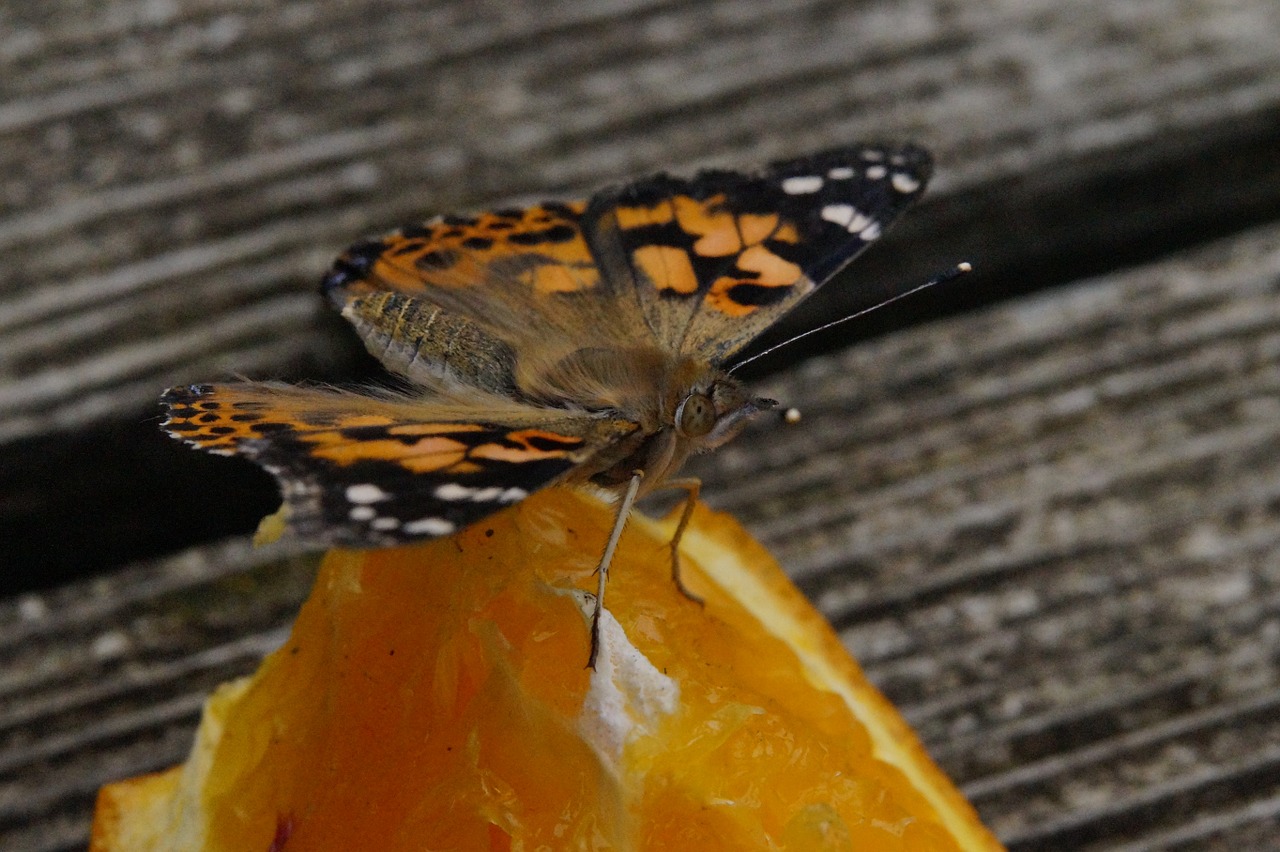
{"left": 160, "top": 383, "right": 630, "bottom": 547}
{"left": 323, "top": 201, "right": 601, "bottom": 305}
{"left": 322, "top": 201, "right": 655, "bottom": 379}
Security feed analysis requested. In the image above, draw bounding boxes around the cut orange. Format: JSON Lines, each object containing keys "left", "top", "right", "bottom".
{"left": 92, "top": 488, "right": 1002, "bottom": 851}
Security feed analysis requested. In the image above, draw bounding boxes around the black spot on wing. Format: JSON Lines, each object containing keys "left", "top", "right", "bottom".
{"left": 539, "top": 201, "right": 584, "bottom": 220}
{"left": 506, "top": 224, "right": 578, "bottom": 246}
{"left": 722, "top": 282, "right": 796, "bottom": 308}
{"left": 321, "top": 239, "right": 390, "bottom": 303}
{"left": 248, "top": 422, "right": 292, "bottom": 435}
{"left": 397, "top": 223, "right": 433, "bottom": 239}
{"left": 414, "top": 249, "right": 460, "bottom": 271}
{"left": 165, "top": 421, "right": 200, "bottom": 432}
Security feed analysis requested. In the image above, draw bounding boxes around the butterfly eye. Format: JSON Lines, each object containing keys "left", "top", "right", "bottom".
{"left": 675, "top": 392, "right": 716, "bottom": 438}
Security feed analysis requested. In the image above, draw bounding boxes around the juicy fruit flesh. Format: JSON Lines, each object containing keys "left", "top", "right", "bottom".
{"left": 93, "top": 489, "right": 1001, "bottom": 851}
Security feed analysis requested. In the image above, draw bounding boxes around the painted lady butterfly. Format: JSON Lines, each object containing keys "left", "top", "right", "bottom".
{"left": 162, "top": 144, "right": 931, "bottom": 664}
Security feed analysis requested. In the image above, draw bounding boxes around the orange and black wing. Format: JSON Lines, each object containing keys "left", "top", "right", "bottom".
{"left": 320, "top": 144, "right": 931, "bottom": 369}
{"left": 585, "top": 143, "right": 932, "bottom": 363}
{"left": 323, "top": 201, "right": 603, "bottom": 305}
{"left": 160, "top": 383, "right": 628, "bottom": 547}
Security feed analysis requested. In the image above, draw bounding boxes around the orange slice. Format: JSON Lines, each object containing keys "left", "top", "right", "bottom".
{"left": 92, "top": 488, "right": 1002, "bottom": 851}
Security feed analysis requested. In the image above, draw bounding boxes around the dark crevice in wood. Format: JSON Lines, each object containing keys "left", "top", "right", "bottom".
{"left": 0, "top": 416, "right": 278, "bottom": 595}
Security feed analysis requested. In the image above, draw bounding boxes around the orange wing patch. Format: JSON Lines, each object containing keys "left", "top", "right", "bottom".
{"left": 630, "top": 244, "right": 698, "bottom": 295}
{"left": 324, "top": 201, "right": 599, "bottom": 305}
{"left": 613, "top": 194, "right": 808, "bottom": 315}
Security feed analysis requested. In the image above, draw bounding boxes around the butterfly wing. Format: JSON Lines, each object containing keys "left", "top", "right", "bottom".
{"left": 324, "top": 202, "right": 600, "bottom": 306}
{"left": 585, "top": 143, "right": 932, "bottom": 363}
{"left": 321, "top": 144, "right": 930, "bottom": 383}
{"left": 161, "top": 383, "right": 635, "bottom": 547}
{"left": 322, "top": 201, "right": 655, "bottom": 359}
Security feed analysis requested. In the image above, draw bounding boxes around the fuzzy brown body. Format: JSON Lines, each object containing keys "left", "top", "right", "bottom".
{"left": 345, "top": 290, "right": 771, "bottom": 502}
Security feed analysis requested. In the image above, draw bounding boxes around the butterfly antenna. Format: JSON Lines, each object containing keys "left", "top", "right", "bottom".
{"left": 727, "top": 262, "right": 972, "bottom": 376}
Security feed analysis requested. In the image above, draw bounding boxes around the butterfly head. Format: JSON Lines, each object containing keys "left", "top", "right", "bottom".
{"left": 673, "top": 374, "right": 776, "bottom": 453}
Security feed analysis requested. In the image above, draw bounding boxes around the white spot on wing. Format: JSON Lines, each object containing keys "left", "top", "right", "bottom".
{"left": 846, "top": 211, "right": 872, "bottom": 233}
{"left": 859, "top": 221, "right": 882, "bottom": 240}
{"left": 827, "top": 166, "right": 855, "bottom": 179}
{"left": 892, "top": 172, "right": 921, "bottom": 194}
{"left": 435, "top": 483, "right": 524, "bottom": 503}
{"left": 435, "top": 483, "right": 472, "bottom": 501}
{"left": 866, "top": 164, "right": 887, "bottom": 180}
{"left": 371, "top": 516, "right": 400, "bottom": 531}
{"left": 780, "top": 175, "right": 823, "bottom": 194}
{"left": 349, "top": 505, "right": 376, "bottom": 521}
{"left": 346, "top": 483, "right": 390, "bottom": 504}
{"left": 404, "top": 517, "right": 456, "bottom": 536}
{"left": 820, "top": 204, "right": 855, "bottom": 227}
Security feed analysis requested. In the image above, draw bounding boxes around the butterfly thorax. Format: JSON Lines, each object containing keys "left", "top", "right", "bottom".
{"left": 527, "top": 347, "right": 774, "bottom": 496}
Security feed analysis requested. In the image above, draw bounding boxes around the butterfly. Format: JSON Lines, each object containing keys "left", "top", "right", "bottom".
{"left": 161, "top": 143, "right": 932, "bottom": 665}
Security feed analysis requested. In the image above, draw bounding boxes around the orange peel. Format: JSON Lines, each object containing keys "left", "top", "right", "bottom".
{"left": 92, "top": 488, "right": 1002, "bottom": 851}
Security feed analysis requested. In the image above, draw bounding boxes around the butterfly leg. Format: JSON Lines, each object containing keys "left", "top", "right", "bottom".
{"left": 588, "top": 470, "right": 645, "bottom": 669}
{"left": 661, "top": 477, "right": 705, "bottom": 606}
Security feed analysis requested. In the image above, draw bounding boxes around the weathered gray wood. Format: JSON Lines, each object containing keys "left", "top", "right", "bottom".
{"left": 6, "top": 0, "right": 1280, "bottom": 849}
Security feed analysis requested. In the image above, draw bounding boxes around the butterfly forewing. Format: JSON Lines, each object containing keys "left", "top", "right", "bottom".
{"left": 161, "top": 383, "right": 632, "bottom": 547}
{"left": 586, "top": 144, "right": 932, "bottom": 363}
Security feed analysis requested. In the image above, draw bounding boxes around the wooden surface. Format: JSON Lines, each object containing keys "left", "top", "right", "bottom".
{"left": 4, "top": 0, "right": 1280, "bottom": 849}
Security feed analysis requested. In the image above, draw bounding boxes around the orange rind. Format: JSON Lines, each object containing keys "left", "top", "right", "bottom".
{"left": 92, "top": 488, "right": 1002, "bottom": 851}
